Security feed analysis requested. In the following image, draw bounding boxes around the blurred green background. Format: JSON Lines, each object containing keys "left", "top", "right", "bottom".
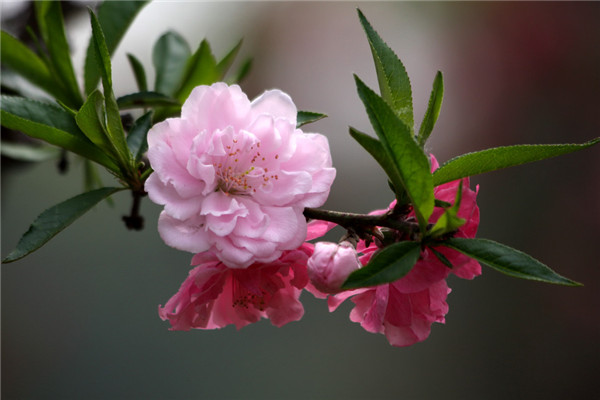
{"left": 2, "top": 2, "right": 599, "bottom": 399}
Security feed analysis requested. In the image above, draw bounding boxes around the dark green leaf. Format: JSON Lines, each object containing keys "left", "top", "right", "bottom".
{"left": 355, "top": 75, "right": 434, "bottom": 232}
{"left": 127, "top": 111, "right": 153, "bottom": 161}
{"left": 84, "top": 1, "right": 148, "bottom": 94}
{"left": 175, "top": 39, "right": 220, "bottom": 102}
{"left": 153, "top": 31, "right": 191, "bottom": 96}
{"left": 0, "top": 141, "right": 61, "bottom": 162}
{"left": 342, "top": 241, "right": 421, "bottom": 289}
{"left": 2, "top": 187, "right": 124, "bottom": 263}
{"left": 34, "top": 1, "right": 82, "bottom": 108}
{"left": 442, "top": 238, "right": 581, "bottom": 286}
{"left": 216, "top": 39, "right": 243, "bottom": 79}
{"left": 418, "top": 71, "right": 443, "bottom": 147}
{"left": 358, "top": 9, "right": 414, "bottom": 132}
{"left": 76, "top": 90, "right": 114, "bottom": 156}
{"left": 297, "top": 111, "right": 327, "bottom": 128}
{"left": 117, "top": 91, "right": 181, "bottom": 110}
{"left": 127, "top": 53, "right": 148, "bottom": 92}
{"left": 1, "top": 95, "right": 118, "bottom": 172}
{"left": 433, "top": 139, "right": 600, "bottom": 186}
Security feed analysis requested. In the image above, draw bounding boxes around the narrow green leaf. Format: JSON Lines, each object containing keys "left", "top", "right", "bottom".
{"left": 297, "top": 111, "right": 327, "bottom": 128}
{"left": 0, "top": 141, "right": 61, "bottom": 162}
{"left": 228, "top": 58, "right": 253, "bottom": 84}
{"left": 117, "top": 91, "right": 181, "bottom": 110}
{"left": 152, "top": 31, "right": 191, "bottom": 96}
{"left": 433, "top": 139, "right": 600, "bottom": 186}
{"left": 216, "top": 39, "right": 243, "bottom": 79}
{"left": 428, "top": 181, "right": 465, "bottom": 238}
{"left": 418, "top": 71, "right": 444, "bottom": 147}
{"left": 88, "top": 9, "right": 113, "bottom": 89}
{"left": 1, "top": 95, "right": 118, "bottom": 172}
{"left": 442, "top": 238, "right": 581, "bottom": 286}
{"left": 76, "top": 90, "right": 121, "bottom": 161}
{"left": 0, "top": 31, "right": 66, "bottom": 100}
{"left": 355, "top": 75, "right": 434, "bottom": 231}
{"left": 342, "top": 241, "right": 421, "bottom": 289}
{"left": 175, "top": 39, "right": 220, "bottom": 102}
{"left": 127, "top": 111, "right": 153, "bottom": 161}
{"left": 2, "top": 187, "right": 124, "bottom": 263}
{"left": 127, "top": 53, "right": 148, "bottom": 92}
{"left": 358, "top": 9, "right": 414, "bottom": 132}
{"left": 34, "top": 1, "right": 83, "bottom": 108}
{"left": 84, "top": 1, "right": 148, "bottom": 94}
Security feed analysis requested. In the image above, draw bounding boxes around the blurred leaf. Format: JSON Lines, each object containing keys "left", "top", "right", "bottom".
{"left": 442, "top": 238, "right": 582, "bottom": 286}
{"left": 433, "top": 139, "right": 600, "bottom": 186}
{"left": 428, "top": 180, "right": 465, "bottom": 238}
{"left": 355, "top": 75, "right": 433, "bottom": 232}
{"left": 1, "top": 95, "right": 118, "bottom": 172}
{"left": 127, "top": 53, "right": 148, "bottom": 92}
{"left": 358, "top": 9, "right": 414, "bottom": 132}
{"left": 216, "top": 39, "right": 242, "bottom": 79}
{"left": 34, "top": 1, "right": 83, "bottom": 108}
{"left": 127, "top": 111, "right": 153, "bottom": 162}
{"left": 0, "top": 31, "right": 66, "bottom": 101}
{"left": 297, "top": 111, "right": 327, "bottom": 128}
{"left": 342, "top": 241, "right": 421, "bottom": 289}
{"left": 153, "top": 31, "right": 191, "bottom": 96}
{"left": 418, "top": 71, "right": 443, "bottom": 147}
{"left": 175, "top": 39, "right": 220, "bottom": 102}
{"left": 0, "top": 141, "right": 61, "bottom": 162}
{"left": 117, "top": 91, "right": 180, "bottom": 110}
{"left": 2, "top": 187, "right": 124, "bottom": 263}
{"left": 228, "top": 58, "right": 252, "bottom": 84}
{"left": 84, "top": 1, "right": 149, "bottom": 94}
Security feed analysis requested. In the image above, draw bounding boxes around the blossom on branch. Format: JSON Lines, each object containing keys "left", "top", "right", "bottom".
{"left": 307, "top": 241, "right": 361, "bottom": 294}
{"left": 145, "top": 83, "right": 336, "bottom": 268}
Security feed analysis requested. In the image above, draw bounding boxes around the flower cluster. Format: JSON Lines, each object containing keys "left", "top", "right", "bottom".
{"left": 149, "top": 84, "right": 480, "bottom": 346}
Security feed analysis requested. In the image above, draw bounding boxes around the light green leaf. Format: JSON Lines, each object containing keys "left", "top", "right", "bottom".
{"left": 127, "top": 53, "right": 148, "bottom": 92}
{"left": 1, "top": 95, "right": 118, "bottom": 172}
{"left": 2, "top": 187, "right": 124, "bottom": 263}
{"left": 227, "top": 58, "right": 252, "bottom": 84}
{"left": 358, "top": 9, "right": 414, "bottom": 132}
{"left": 216, "top": 39, "right": 243, "bottom": 79}
{"left": 428, "top": 180, "right": 465, "bottom": 238}
{"left": 127, "top": 111, "right": 153, "bottom": 162}
{"left": 355, "top": 75, "right": 434, "bottom": 232}
{"left": 442, "top": 238, "right": 581, "bottom": 286}
{"left": 153, "top": 31, "right": 191, "bottom": 96}
{"left": 0, "top": 141, "right": 61, "bottom": 162}
{"left": 418, "top": 71, "right": 444, "bottom": 147}
{"left": 175, "top": 39, "right": 220, "bottom": 102}
{"left": 34, "top": 1, "right": 83, "bottom": 108}
{"left": 297, "top": 111, "right": 327, "bottom": 128}
{"left": 433, "top": 139, "right": 600, "bottom": 186}
{"left": 76, "top": 90, "right": 112, "bottom": 154}
{"left": 117, "top": 91, "right": 181, "bottom": 110}
{"left": 84, "top": 1, "right": 148, "bottom": 94}
{"left": 342, "top": 241, "right": 421, "bottom": 289}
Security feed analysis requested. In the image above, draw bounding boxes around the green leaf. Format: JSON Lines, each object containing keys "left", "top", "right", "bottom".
{"left": 0, "top": 141, "right": 61, "bottom": 162}
{"left": 127, "top": 53, "right": 148, "bottom": 92}
{"left": 175, "top": 39, "right": 220, "bottom": 102}
{"left": 153, "top": 31, "right": 191, "bottom": 96}
{"left": 127, "top": 111, "right": 153, "bottom": 162}
{"left": 117, "top": 91, "right": 181, "bottom": 110}
{"left": 76, "top": 90, "right": 114, "bottom": 157}
{"left": 297, "top": 111, "right": 327, "bottom": 128}
{"left": 2, "top": 187, "right": 124, "bottom": 263}
{"left": 216, "top": 39, "right": 243, "bottom": 79}
{"left": 0, "top": 31, "right": 66, "bottom": 101}
{"left": 428, "top": 180, "right": 465, "bottom": 238}
{"left": 34, "top": 1, "right": 83, "bottom": 108}
{"left": 418, "top": 71, "right": 444, "bottom": 147}
{"left": 433, "top": 139, "right": 600, "bottom": 186}
{"left": 342, "top": 241, "right": 421, "bottom": 289}
{"left": 355, "top": 75, "right": 434, "bottom": 232}
{"left": 84, "top": 1, "right": 148, "bottom": 94}
{"left": 228, "top": 58, "right": 253, "bottom": 84}
{"left": 357, "top": 9, "right": 414, "bottom": 132}
{"left": 1, "top": 95, "right": 118, "bottom": 172}
{"left": 441, "top": 238, "right": 581, "bottom": 286}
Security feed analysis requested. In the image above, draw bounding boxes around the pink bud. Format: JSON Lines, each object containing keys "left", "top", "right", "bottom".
{"left": 307, "top": 241, "right": 361, "bottom": 294}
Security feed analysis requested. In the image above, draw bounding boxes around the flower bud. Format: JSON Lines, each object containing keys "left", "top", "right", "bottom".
{"left": 307, "top": 241, "right": 361, "bottom": 294}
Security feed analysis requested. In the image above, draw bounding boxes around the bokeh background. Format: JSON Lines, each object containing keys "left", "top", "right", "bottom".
{"left": 2, "top": 1, "right": 599, "bottom": 399}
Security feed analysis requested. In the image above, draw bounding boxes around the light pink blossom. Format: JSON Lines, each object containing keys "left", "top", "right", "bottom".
{"left": 159, "top": 246, "right": 312, "bottom": 330}
{"left": 307, "top": 241, "right": 361, "bottom": 294}
{"left": 325, "top": 155, "right": 480, "bottom": 346}
{"left": 145, "top": 83, "right": 336, "bottom": 268}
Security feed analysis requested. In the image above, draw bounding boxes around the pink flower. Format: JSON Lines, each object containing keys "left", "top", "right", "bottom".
{"left": 159, "top": 246, "right": 312, "bottom": 330}
{"left": 307, "top": 241, "right": 361, "bottom": 294}
{"left": 145, "top": 83, "right": 336, "bottom": 268}
{"left": 326, "top": 154, "right": 480, "bottom": 346}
